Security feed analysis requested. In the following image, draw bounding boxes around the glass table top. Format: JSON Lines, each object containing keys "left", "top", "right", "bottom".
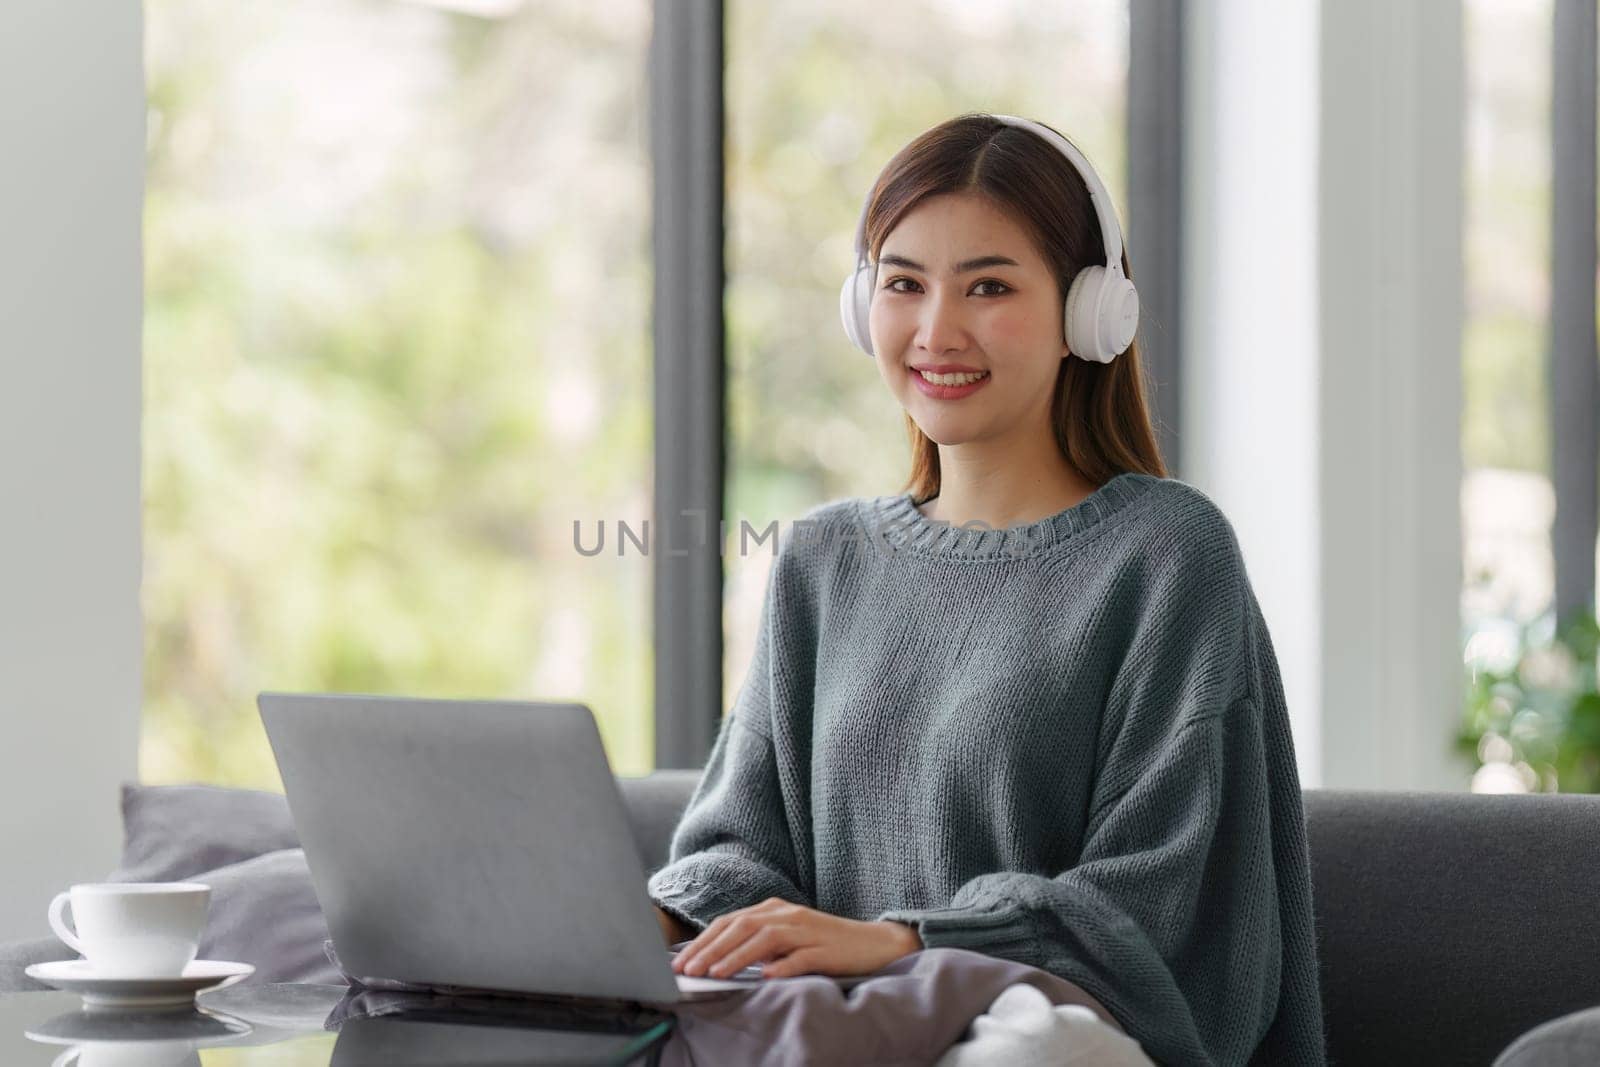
{"left": 1, "top": 983, "right": 674, "bottom": 1066}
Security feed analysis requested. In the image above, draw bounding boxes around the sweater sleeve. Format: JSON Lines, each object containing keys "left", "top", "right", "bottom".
{"left": 876, "top": 539, "right": 1324, "bottom": 1066}
{"left": 644, "top": 715, "right": 811, "bottom": 931}
{"left": 645, "top": 536, "right": 816, "bottom": 931}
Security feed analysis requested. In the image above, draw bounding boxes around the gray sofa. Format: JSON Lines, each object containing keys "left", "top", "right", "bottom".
{"left": 4, "top": 775, "right": 1599, "bottom": 1066}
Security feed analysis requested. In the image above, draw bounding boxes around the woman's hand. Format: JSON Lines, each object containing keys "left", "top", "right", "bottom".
{"left": 669, "top": 897, "right": 922, "bottom": 979}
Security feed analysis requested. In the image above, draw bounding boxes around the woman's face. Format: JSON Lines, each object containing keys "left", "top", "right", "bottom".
{"left": 869, "top": 191, "right": 1068, "bottom": 448}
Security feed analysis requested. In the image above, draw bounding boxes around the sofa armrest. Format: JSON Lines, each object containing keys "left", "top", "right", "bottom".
{"left": 0, "top": 935, "right": 74, "bottom": 993}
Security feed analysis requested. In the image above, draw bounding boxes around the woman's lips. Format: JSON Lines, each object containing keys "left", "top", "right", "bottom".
{"left": 909, "top": 365, "right": 991, "bottom": 400}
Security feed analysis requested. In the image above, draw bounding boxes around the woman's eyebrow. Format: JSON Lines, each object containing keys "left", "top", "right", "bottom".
{"left": 877, "top": 253, "right": 1021, "bottom": 274}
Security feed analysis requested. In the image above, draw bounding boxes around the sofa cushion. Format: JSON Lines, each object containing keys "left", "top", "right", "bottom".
{"left": 112, "top": 783, "right": 298, "bottom": 883}
{"left": 1305, "top": 790, "right": 1600, "bottom": 1067}
{"left": 195, "top": 847, "right": 339, "bottom": 985}
{"left": 615, "top": 769, "right": 700, "bottom": 873}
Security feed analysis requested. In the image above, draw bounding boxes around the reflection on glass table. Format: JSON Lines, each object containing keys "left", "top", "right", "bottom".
{"left": 326, "top": 1015, "right": 672, "bottom": 1065}
{"left": 2, "top": 987, "right": 673, "bottom": 1067}
{"left": 25, "top": 1001, "right": 250, "bottom": 1067}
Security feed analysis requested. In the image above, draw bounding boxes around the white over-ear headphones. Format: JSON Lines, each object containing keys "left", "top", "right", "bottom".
{"left": 838, "top": 114, "right": 1138, "bottom": 365}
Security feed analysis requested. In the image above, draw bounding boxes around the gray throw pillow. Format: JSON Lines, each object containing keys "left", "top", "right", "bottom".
{"left": 111, "top": 783, "right": 299, "bottom": 883}
{"left": 194, "top": 848, "right": 340, "bottom": 985}
{"left": 105, "top": 782, "right": 334, "bottom": 985}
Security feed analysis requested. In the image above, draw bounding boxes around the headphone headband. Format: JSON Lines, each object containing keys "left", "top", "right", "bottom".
{"left": 846, "top": 115, "right": 1126, "bottom": 280}
{"left": 989, "top": 114, "right": 1125, "bottom": 273}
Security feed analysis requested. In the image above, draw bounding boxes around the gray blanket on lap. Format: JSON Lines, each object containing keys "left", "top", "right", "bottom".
{"left": 661, "top": 948, "right": 1122, "bottom": 1066}
{"left": 325, "top": 941, "right": 1122, "bottom": 1066}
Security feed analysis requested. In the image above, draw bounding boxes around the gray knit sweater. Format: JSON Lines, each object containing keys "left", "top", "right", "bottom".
{"left": 646, "top": 472, "right": 1326, "bottom": 1066}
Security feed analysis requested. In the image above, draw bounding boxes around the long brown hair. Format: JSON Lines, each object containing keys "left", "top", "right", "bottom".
{"left": 862, "top": 112, "right": 1169, "bottom": 502}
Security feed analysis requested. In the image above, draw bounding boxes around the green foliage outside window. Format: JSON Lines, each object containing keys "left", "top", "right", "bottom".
{"left": 142, "top": 0, "right": 653, "bottom": 788}
{"left": 1458, "top": 605, "right": 1600, "bottom": 792}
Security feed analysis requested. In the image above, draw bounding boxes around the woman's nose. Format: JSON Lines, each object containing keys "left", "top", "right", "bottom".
{"left": 913, "top": 289, "right": 971, "bottom": 353}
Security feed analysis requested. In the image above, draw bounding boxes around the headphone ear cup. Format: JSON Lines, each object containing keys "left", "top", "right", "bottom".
{"left": 1064, "top": 266, "right": 1107, "bottom": 364}
{"left": 1102, "top": 275, "right": 1139, "bottom": 357}
{"left": 1064, "top": 266, "right": 1138, "bottom": 364}
{"left": 839, "top": 263, "right": 875, "bottom": 356}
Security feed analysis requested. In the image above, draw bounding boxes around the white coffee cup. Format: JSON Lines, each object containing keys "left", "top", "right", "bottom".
{"left": 47, "top": 883, "right": 210, "bottom": 978}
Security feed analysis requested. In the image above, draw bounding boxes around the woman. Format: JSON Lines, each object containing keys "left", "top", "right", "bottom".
{"left": 647, "top": 112, "right": 1326, "bottom": 1066}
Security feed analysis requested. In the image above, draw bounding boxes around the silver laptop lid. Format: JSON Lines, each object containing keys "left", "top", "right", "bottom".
{"left": 257, "top": 692, "right": 679, "bottom": 1004}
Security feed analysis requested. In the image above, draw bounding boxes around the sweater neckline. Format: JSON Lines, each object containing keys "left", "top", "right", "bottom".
{"left": 860, "top": 471, "right": 1158, "bottom": 560}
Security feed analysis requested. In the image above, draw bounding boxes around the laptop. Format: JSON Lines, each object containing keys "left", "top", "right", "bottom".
{"left": 257, "top": 692, "right": 827, "bottom": 1004}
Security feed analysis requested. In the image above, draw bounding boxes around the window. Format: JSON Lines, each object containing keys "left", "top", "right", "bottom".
{"left": 142, "top": 0, "right": 654, "bottom": 786}
{"left": 1461, "top": 0, "right": 1555, "bottom": 647}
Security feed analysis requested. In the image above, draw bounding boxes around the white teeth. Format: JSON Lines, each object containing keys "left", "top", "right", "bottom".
{"left": 918, "top": 369, "right": 989, "bottom": 386}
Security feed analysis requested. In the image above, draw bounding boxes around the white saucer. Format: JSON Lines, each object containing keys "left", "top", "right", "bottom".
{"left": 24, "top": 960, "right": 256, "bottom": 1011}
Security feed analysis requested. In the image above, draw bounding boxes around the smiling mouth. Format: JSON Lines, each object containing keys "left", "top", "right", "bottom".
{"left": 908, "top": 365, "right": 991, "bottom": 398}
{"left": 912, "top": 368, "right": 990, "bottom": 386}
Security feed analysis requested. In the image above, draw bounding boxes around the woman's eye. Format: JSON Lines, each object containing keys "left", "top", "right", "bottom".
{"left": 883, "top": 278, "right": 1010, "bottom": 296}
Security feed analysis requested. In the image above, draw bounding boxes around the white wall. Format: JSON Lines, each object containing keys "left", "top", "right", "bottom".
{"left": 1184, "top": 0, "right": 1465, "bottom": 791}
{"left": 1182, "top": 0, "right": 1323, "bottom": 786}
{"left": 0, "top": 2, "right": 143, "bottom": 938}
{"left": 1316, "top": 0, "right": 1464, "bottom": 791}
